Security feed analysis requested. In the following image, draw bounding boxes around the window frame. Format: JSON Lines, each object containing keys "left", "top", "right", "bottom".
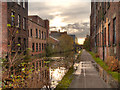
{"left": 23, "top": 17, "right": 26, "bottom": 30}
{"left": 17, "top": 0, "right": 21, "bottom": 5}
{"left": 36, "top": 43, "right": 38, "bottom": 52}
{"left": 36, "top": 29, "right": 38, "bottom": 38}
{"left": 30, "top": 29, "right": 33, "bottom": 37}
{"left": 108, "top": 23, "right": 111, "bottom": 46}
{"left": 23, "top": 0, "right": 25, "bottom": 8}
{"left": 11, "top": 11, "right": 15, "bottom": 26}
{"left": 113, "top": 17, "right": 116, "bottom": 45}
{"left": 32, "top": 43, "right": 35, "bottom": 52}
{"left": 39, "top": 43, "right": 41, "bottom": 52}
{"left": 18, "top": 14, "right": 20, "bottom": 28}
{"left": 39, "top": 30, "right": 41, "bottom": 39}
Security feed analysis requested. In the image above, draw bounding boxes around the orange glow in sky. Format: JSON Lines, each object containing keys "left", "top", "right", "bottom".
{"left": 78, "top": 38, "right": 85, "bottom": 45}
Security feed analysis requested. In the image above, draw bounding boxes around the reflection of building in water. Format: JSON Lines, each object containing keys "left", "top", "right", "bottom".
{"left": 49, "top": 67, "right": 68, "bottom": 88}
{"left": 29, "top": 59, "right": 50, "bottom": 88}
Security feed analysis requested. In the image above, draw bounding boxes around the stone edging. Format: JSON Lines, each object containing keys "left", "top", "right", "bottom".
{"left": 92, "top": 61, "right": 119, "bottom": 88}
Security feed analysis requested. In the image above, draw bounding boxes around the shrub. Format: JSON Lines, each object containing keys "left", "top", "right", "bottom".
{"left": 105, "top": 56, "right": 119, "bottom": 72}
{"left": 95, "top": 53, "right": 99, "bottom": 58}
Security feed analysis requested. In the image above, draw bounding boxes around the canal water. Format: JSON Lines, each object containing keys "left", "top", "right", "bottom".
{"left": 43, "top": 51, "right": 80, "bottom": 89}
{"left": 49, "top": 55, "right": 80, "bottom": 88}
{"left": 49, "top": 67, "right": 68, "bottom": 88}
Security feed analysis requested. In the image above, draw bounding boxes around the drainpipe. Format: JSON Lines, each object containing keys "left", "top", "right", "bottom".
{"left": 102, "top": 21, "right": 104, "bottom": 61}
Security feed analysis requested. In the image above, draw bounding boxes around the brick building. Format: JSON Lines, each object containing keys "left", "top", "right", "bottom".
{"left": 50, "top": 30, "right": 67, "bottom": 39}
{"left": 90, "top": 2, "right": 120, "bottom": 61}
{"left": 28, "top": 15, "right": 49, "bottom": 55}
{"left": 48, "top": 36, "right": 59, "bottom": 50}
{"left": 1, "top": 1, "right": 28, "bottom": 57}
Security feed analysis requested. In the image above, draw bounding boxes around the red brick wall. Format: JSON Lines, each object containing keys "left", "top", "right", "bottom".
{"left": 44, "top": 20, "right": 49, "bottom": 38}
{"left": 90, "top": 2, "right": 120, "bottom": 60}
{"left": 28, "top": 16, "right": 45, "bottom": 28}
{"left": 0, "top": 1, "right": 2, "bottom": 57}
{"left": 7, "top": 2, "right": 28, "bottom": 51}
{"left": 2, "top": 2, "right": 8, "bottom": 56}
{"left": 28, "top": 16, "right": 48, "bottom": 55}
{"left": 1, "top": 2, "right": 28, "bottom": 56}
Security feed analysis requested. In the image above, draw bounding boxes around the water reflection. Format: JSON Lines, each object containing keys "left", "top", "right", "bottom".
{"left": 50, "top": 67, "right": 68, "bottom": 88}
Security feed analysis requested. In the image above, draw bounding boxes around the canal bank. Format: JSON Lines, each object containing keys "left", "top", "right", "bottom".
{"left": 53, "top": 51, "right": 82, "bottom": 89}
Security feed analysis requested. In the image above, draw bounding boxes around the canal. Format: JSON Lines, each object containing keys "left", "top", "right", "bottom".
{"left": 48, "top": 52, "right": 80, "bottom": 88}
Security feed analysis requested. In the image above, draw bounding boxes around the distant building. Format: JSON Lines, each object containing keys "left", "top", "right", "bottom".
{"left": 68, "top": 35, "right": 78, "bottom": 44}
{"left": 48, "top": 36, "right": 59, "bottom": 50}
{"left": 50, "top": 30, "right": 67, "bottom": 39}
{"left": 1, "top": 1, "right": 28, "bottom": 57}
{"left": 28, "top": 15, "right": 49, "bottom": 55}
{"left": 90, "top": 2, "right": 120, "bottom": 60}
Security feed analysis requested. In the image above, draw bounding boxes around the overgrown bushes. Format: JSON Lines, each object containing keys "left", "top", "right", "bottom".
{"left": 89, "top": 52, "right": 119, "bottom": 81}
{"left": 105, "top": 56, "right": 119, "bottom": 72}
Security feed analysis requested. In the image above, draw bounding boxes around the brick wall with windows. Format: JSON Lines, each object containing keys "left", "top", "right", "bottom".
{"left": 90, "top": 2, "right": 120, "bottom": 60}
{"left": 1, "top": 1, "right": 28, "bottom": 56}
{"left": 28, "top": 15, "right": 49, "bottom": 55}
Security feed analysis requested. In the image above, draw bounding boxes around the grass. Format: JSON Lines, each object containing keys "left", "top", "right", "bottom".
{"left": 89, "top": 51, "right": 119, "bottom": 82}
{"left": 55, "top": 66, "right": 74, "bottom": 89}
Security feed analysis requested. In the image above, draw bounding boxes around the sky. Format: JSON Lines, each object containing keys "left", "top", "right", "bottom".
{"left": 28, "top": 0, "right": 91, "bottom": 44}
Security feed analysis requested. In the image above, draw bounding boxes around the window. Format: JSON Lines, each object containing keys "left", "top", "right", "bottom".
{"left": 23, "top": 0, "right": 25, "bottom": 8}
{"left": 18, "top": 14, "right": 20, "bottom": 28}
{"left": 42, "top": 43, "right": 44, "bottom": 51}
{"left": 44, "top": 44, "right": 46, "bottom": 48}
{"left": 39, "top": 61, "right": 41, "bottom": 68}
{"left": 108, "top": 24, "right": 110, "bottom": 46}
{"left": 39, "top": 30, "right": 41, "bottom": 39}
{"left": 113, "top": 17, "right": 116, "bottom": 45}
{"left": 11, "top": 0, "right": 15, "bottom": 2}
{"left": 11, "top": 11, "right": 15, "bottom": 26}
{"left": 18, "top": 37, "right": 21, "bottom": 44}
{"left": 36, "top": 43, "right": 38, "bottom": 52}
{"left": 104, "top": 28, "right": 106, "bottom": 46}
{"left": 36, "top": 62, "right": 38, "bottom": 71}
{"left": 42, "top": 31, "right": 43, "bottom": 40}
{"left": 42, "top": 60, "right": 44, "bottom": 67}
{"left": 39, "top": 43, "right": 41, "bottom": 51}
{"left": 30, "top": 29, "right": 32, "bottom": 37}
{"left": 18, "top": 37, "right": 21, "bottom": 50}
{"left": 100, "top": 32, "right": 101, "bottom": 46}
{"left": 32, "top": 43, "right": 34, "bottom": 52}
{"left": 17, "top": 0, "right": 21, "bottom": 5}
{"left": 107, "top": 1, "right": 110, "bottom": 9}
{"left": 24, "top": 38, "right": 26, "bottom": 50}
{"left": 23, "top": 18, "right": 26, "bottom": 30}
{"left": 36, "top": 29, "right": 38, "bottom": 38}
{"left": 44, "top": 32, "right": 46, "bottom": 40}
{"left": 98, "top": 33, "right": 99, "bottom": 46}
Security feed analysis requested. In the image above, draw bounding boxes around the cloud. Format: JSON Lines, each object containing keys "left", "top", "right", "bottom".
{"left": 28, "top": 1, "right": 91, "bottom": 41}
{"left": 60, "top": 22, "right": 90, "bottom": 38}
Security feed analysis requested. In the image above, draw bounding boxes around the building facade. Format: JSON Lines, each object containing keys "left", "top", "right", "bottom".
{"left": 28, "top": 15, "right": 49, "bottom": 55}
{"left": 90, "top": 2, "right": 120, "bottom": 61}
{"left": 50, "top": 30, "right": 67, "bottom": 39}
{"left": 48, "top": 36, "right": 59, "bottom": 50}
{"left": 1, "top": 1, "right": 28, "bottom": 57}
